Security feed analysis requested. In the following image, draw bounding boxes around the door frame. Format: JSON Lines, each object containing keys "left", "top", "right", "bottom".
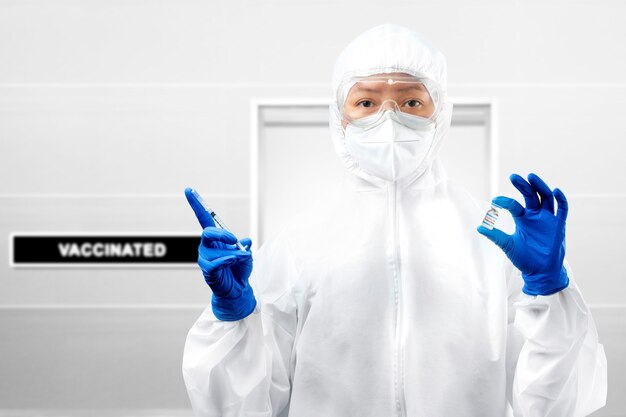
{"left": 250, "top": 97, "right": 498, "bottom": 249}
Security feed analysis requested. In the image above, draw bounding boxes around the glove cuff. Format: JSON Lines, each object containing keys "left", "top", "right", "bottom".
{"left": 211, "top": 284, "right": 257, "bottom": 321}
{"left": 522, "top": 265, "right": 569, "bottom": 296}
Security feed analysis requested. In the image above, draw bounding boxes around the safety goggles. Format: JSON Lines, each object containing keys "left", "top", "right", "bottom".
{"left": 337, "top": 73, "right": 441, "bottom": 130}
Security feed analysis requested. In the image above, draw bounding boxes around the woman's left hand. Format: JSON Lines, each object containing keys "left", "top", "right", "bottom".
{"left": 477, "top": 173, "right": 570, "bottom": 296}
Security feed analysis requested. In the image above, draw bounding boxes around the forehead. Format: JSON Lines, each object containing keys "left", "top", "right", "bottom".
{"left": 349, "top": 72, "right": 429, "bottom": 94}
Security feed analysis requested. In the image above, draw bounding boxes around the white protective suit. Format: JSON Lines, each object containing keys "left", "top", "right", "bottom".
{"left": 183, "top": 24, "right": 607, "bottom": 417}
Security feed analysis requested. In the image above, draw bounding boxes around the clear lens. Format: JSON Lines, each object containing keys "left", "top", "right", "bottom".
{"left": 339, "top": 73, "right": 440, "bottom": 130}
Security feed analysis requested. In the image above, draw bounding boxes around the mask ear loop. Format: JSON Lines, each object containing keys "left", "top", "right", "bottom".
{"left": 414, "top": 100, "right": 453, "bottom": 181}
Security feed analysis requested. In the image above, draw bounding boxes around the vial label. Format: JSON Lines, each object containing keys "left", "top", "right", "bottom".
{"left": 481, "top": 205, "right": 500, "bottom": 230}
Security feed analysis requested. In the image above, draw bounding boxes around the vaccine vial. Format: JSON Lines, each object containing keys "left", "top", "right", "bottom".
{"left": 481, "top": 204, "right": 501, "bottom": 230}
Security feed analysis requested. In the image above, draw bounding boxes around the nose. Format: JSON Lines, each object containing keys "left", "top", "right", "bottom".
{"left": 380, "top": 99, "right": 401, "bottom": 112}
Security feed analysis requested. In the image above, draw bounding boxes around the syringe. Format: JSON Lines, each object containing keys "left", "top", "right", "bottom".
{"left": 190, "top": 189, "right": 247, "bottom": 251}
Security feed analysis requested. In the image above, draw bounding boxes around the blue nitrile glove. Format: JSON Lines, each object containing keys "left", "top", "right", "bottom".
{"left": 477, "top": 173, "right": 570, "bottom": 296}
{"left": 185, "top": 187, "right": 256, "bottom": 321}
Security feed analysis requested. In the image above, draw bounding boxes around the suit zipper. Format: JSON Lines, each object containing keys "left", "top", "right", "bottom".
{"left": 389, "top": 181, "right": 406, "bottom": 417}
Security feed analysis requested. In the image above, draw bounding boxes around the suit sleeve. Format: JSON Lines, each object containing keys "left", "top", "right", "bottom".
{"left": 182, "top": 233, "right": 299, "bottom": 417}
{"left": 505, "top": 260, "right": 607, "bottom": 417}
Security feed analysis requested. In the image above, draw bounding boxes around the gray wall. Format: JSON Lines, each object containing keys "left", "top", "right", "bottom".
{"left": 1, "top": 0, "right": 625, "bottom": 416}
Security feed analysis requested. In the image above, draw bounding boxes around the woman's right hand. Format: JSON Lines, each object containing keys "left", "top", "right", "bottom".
{"left": 185, "top": 187, "right": 256, "bottom": 321}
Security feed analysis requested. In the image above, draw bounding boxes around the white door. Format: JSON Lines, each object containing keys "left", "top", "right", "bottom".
{"left": 254, "top": 100, "right": 494, "bottom": 245}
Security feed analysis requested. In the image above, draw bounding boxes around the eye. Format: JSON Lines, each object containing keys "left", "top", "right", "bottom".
{"left": 357, "top": 100, "right": 375, "bottom": 108}
{"left": 405, "top": 100, "right": 422, "bottom": 108}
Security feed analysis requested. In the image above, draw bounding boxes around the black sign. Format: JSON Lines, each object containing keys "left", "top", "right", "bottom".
{"left": 11, "top": 235, "right": 201, "bottom": 266}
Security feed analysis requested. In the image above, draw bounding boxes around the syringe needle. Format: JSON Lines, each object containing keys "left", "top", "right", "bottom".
{"left": 190, "top": 188, "right": 247, "bottom": 251}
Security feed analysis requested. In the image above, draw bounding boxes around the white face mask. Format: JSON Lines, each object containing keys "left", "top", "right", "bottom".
{"left": 343, "top": 111, "right": 436, "bottom": 182}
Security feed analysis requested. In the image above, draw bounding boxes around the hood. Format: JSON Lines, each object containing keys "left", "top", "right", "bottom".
{"left": 329, "top": 24, "right": 453, "bottom": 190}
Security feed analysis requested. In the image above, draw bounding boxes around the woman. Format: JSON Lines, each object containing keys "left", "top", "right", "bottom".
{"left": 182, "top": 24, "right": 607, "bottom": 417}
